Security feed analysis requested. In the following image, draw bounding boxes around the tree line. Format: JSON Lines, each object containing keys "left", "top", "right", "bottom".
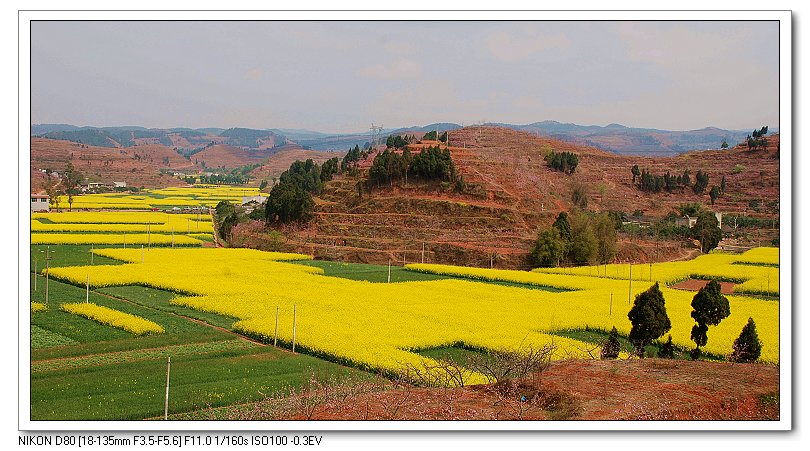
{"left": 600, "top": 280, "right": 761, "bottom": 363}
{"left": 631, "top": 166, "right": 710, "bottom": 195}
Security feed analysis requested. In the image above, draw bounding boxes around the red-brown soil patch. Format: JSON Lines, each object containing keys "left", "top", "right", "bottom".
{"left": 670, "top": 278, "right": 736, "bottom": 294}
{"left": 203, "top": 359, "right": 778, "bottom": 421}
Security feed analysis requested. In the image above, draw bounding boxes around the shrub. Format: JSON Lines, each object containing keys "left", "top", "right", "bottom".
{"left": 658, "top": 335, "right": 676, "bottom": 359}
{"left": 600, "top": 327, "right": 621, "bottom": 360}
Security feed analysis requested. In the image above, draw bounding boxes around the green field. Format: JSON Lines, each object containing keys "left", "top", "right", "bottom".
{"left": 295, "top": 260, "right": 565, "bottom": 291}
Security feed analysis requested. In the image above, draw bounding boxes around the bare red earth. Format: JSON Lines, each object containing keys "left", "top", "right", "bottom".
{"left": 670, "top": 279, "right": 737, "bottom": 294}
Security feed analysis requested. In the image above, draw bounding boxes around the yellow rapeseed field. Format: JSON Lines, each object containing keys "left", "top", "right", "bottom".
{"left": 31, "top": 233, "right": 204, "bottom": 246}
{"left": 60, "top": 302, "right": 165, "bottom": 335}
{"left": 31, "top": 302, "right": 47, "bottom": 313}
{"left": 529, "top": 250, "right": 779, "bottom": 297}
{"left": 46, "top": 247, "right": 779, "bottom": 382}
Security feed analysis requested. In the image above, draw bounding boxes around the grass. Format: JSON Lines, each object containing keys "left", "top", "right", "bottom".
{"left": 31, "top": 344, "right": 374, "bottom": 420}
{"left": 97, "top": 285, "right": 237, "bottom": 329}
{"left": 549, "top": 328, "right": 727, "bottom": 361}
{"left": 295, "top": 260, "right": 566, "bottom": 291}
{"left": 415, "top": 345, "right": 489, "bottom": 367}
{"left": 30, "top": 244, "right": 125, "bottom": 270}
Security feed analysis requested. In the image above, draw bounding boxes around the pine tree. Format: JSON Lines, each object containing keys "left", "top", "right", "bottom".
{"left": 730, "top": 318, "right": 762, "bottom": 363}
{"left": 601, "top": 327, "right": 621, "bottom": 360}
{"left": 628, "top": 282, "right": 672, "bottom": 358}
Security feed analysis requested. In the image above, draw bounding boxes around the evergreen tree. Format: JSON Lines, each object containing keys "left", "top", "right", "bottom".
{"left": 709, "top": 186, "right": 720, "bottom": 205}
{"left": 690, "top": 280, "right": 731, "bottom": 357}
{"left": 552, "top": 212, "right": 572, "bottom": 242}
{"left": 631, "top": 164, "right": 640, "bottom": 184}
{"left": 730, "top": 318, "right": 762, "bottom": 363}
{"left": 628, "top": 282, "right": 672, "bottom": 358}
{"left": 601, "top": 327, "right": 621, "bottom": 360}
{"left": 721, "top": 139, "right": 729, "bottom": 149}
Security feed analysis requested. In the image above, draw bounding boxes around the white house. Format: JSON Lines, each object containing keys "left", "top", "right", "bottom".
{"left": 31, "top": 194, "right": 49, "bottom": 212}
{"left": 113, "top": 181, "right": 127, "bottom": 188}
{"left": 241, "top": 195, "right": 267, "bottom": 205}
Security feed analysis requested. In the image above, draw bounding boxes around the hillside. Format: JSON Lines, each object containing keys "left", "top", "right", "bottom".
{"left": 248, "top": 147, "right": 344, "bottom": 183}
{"left": 244, "top": 127, "right": 779, "bottom": 268}
{"left": 30, "top": 138, "right": 198, "bottom": 189}
{"left": 32, "top": 125, "right": 288, "bottom": 154}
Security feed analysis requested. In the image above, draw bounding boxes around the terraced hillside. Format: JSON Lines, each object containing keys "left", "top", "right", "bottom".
{"left": 245, "top": 126, "right": 778, "bottom": 268}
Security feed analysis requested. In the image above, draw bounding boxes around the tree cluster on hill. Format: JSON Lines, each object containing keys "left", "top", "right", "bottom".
{"left": 368, "top": 145, "right": 458, "bottom": 188}
{"left": 633, "top": 167, "right": 709, "bottom": 195}
{"left": 544, "top": 150, "right": 579, "bottom": 174}
{"left": 745, "top": 125, "right": 769, "bottom": 150}
{"left": 531, "top": 211, "right": 617, "bottom": 267}
{"left": 385, "top": 134, "right": 416, "bottom": 149}
{"left": 341, "top": 145, "right": 362, "bottom": 173}
{"left": 421, "top": 130, "right": 447, "bottom": 142}
{"left": 264, "top": 158, "right": 338, "bottom": 225}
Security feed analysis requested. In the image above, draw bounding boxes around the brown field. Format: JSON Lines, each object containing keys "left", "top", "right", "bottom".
{"left": 670, "top": 279, "right": 737, "bottom": 294}
{"left": 30, "top": 137, "right": 196, "bottom": 189}
{"left": 198, "top": 359, "right": 779, "bottom": 421}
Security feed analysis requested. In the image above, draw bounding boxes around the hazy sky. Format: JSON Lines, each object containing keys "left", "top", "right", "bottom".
{"left": 30, "top": 21, "right": 779, "bottom": 133}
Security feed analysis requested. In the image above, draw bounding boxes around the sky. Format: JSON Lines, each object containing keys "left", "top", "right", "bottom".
{"left": 30, "top": 20, "right": 780, "bottom": 134}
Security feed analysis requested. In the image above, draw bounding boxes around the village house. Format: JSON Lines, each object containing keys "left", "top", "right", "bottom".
{"left": 30, "top": 193, "right": 49, "bottom": 212}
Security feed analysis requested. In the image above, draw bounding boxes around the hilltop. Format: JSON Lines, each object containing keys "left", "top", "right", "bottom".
{"left": 32, "top": 121, "right": 756, "bottom": 156}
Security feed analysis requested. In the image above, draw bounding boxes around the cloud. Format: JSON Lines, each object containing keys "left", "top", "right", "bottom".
{"left": 358, "top": 59, "right": 421, "bottom": 81}
{"left": 244, "top": 68, "right": 263, "bottom": 81}
{"left": 486, "top": 30, "right": 571, "bottom": 63}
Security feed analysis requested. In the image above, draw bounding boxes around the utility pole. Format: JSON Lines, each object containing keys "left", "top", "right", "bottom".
{"left": 610, "top": 292, "right": 613, "bottom": 316}
{"left": 292, "top": 304, "right": 297, "bottom": 353}
{"left": 91, "top": 244, "right": 94, "bottom": 265}
{"left": 387, "top": 260, "right": 391, "bottom": 284}
{"left": 421, "top": 242, "right": 425, "bottom": 264}
{"left": 44, "top": 246, "right": 51, "bottom": 305}
{"left": 86, "top": 274, "right": 90, "bottom": 303}
{"left": 141, "top": 245, "right": 145, "bottom": 263}
{"left": 164, "top": 357, "right": 171, "bottom": 420}
{"left": 33, "top": 259, "right": 37, "bottom": 292}
{"left": 274, "top": 306, "right": 279, "bottom": 347}
{"left": 628, "top": 262, "right": 633, "bottom": 305}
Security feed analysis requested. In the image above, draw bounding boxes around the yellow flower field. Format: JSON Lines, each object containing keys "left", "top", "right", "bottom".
{"left": 33, "top": 211, "right": 211, "bottom": 224}
{"left": 46, "top": 247, "right": 779, "bottom": 383}
{"left": 31, "top": 302, "right": 47, "bottom": 313}
{"left": 529, "top": 249, "right": 779, "bottom": 297}
{"left": 51, "top": 185, "right": 267, "bottom": 210}
{"left": 60, "top": 302, "right": 164, "bottom": 335}
{"left": 31, "top": 233, "right": 204, "bottom": 246}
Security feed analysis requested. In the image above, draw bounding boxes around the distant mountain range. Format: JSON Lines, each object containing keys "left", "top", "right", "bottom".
{"left": 32, "top": 121, "right": 771, "bottom": 156}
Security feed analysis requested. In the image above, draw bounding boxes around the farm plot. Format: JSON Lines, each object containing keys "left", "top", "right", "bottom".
{"left": 45, "top": 247, "right": 779, "bottom": 386}
{"left": 52, "top": 185, "right": 266, "bottom": 210}
{"left": 29, "top": 268, "right": 372, "bottom": 420}
{"left": 529, "top": 248, "right": 780, "bottom": 297}
{"left": 31, "top": 211, "right": 213, "bottom": 246}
